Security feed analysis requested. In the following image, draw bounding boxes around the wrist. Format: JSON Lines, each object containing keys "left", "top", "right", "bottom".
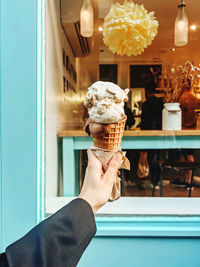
{"left": 78, "top": 194, "right": 98, "bottom": 214}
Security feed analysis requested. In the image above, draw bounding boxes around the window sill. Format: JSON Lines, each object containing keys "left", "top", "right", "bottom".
{"left": 45, "top": 197, "right": 200, "bottom": 237}
{"left": 46, "top": 196, "right": 200, "bottom": 216}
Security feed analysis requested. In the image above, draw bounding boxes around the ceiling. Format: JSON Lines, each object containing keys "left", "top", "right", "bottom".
{"left": 92, "top": 0, "right": 200, "bottom": 65}
{"left": 62, "top": 0, "right": 200, "bottom": 65}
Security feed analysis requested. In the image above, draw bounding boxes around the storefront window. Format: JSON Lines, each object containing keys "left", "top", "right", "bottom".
{"left": 45, "top": 0, "right": 200, "bottom": 214}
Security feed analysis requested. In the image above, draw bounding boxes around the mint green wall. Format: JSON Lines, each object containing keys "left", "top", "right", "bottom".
{"left": 0, "top": 0, "right": 38, "bottom": 250}
{"left": 79, "top": 237, "right": 200, "bottom": 267}
{"left": 78, "top": 216, "right": 200, "bottom": 266}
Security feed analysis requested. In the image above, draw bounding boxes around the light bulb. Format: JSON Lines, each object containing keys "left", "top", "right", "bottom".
{"left": 98, "top": 26, "right": 103, "bottom": 32}
{"left": 80, "top": 0, "right": 94, "bottom": 37}
{"left": 174, "top": 1, "right": 188, "bottom": 47}
{"left": 190, "top": 24, "right": 197, "bottom": 31}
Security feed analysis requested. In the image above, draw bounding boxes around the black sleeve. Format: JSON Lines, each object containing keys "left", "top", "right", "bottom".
{"left": 0, "top": 253, "right": 9, "bottom": 267}
{"left": 5, "top": 198, "right": 96, "bottom": 267}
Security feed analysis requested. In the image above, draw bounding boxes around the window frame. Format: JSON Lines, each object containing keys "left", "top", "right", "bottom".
{"left": 41, "top": 0, "right": 200, "bottom": 222}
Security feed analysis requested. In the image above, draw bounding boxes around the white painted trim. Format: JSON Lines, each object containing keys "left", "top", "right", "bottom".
{"left": 45, "top": 196, "right": 200, "bottom": 216}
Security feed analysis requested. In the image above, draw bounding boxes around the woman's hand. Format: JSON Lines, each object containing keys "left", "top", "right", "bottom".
{"left": 79, "top": 149, "right": 122, "bottom": 213}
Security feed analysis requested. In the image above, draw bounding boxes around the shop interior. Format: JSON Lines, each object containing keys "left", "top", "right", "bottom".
{"left": 46, "top": 0, "right": 200, "bottom": 200}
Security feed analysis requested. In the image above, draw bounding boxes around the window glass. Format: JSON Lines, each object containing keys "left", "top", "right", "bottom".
{"left": 66, "top": 149, "right": 200, "bottom": 198}
{"left": 45, "top": 0, "right": 200, "bottom": 211}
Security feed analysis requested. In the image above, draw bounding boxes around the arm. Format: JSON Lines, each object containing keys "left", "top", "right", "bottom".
{"left": 0, "top": 254, "right": 9, "bottom": 267}
{"left": 3, "top": 150, "right": 122, "bottom": 267}
{"left": 5, "top": 199, "right": 95, "bottom": 267}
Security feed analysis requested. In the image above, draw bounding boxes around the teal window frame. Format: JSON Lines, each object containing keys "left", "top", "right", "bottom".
{"left": 41, "top": 0, "right": 200, "bottom": 239}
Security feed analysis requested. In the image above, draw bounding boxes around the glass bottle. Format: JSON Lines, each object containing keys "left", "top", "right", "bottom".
{"left": 80, "top": 0, "right": 94, "bottom": 37}
{"left": 174, "top": 1, "right": 188, "bottom": 47}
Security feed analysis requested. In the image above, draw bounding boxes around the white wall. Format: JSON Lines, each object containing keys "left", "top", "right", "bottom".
{"left": 46, "top": 0, "right": 85, "bottom": 199}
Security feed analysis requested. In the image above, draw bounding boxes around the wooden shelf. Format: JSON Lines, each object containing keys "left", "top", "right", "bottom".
{"left": 124, "top": 130, "right": 200, "bottom": 136}
{"left": 58, "top": 129, "right": 200, "bottom": 137}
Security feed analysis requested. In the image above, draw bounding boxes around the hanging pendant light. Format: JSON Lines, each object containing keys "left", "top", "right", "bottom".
{"left": 80, "top": 0, "right": 94, "bottom": 37}
{"left": 174, "top": 0, "right": 188, "bottom": 47}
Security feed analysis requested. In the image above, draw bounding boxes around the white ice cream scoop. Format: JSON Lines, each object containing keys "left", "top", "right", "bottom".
{"left": 84, "top": 81, "right": 129, "bottom": 123}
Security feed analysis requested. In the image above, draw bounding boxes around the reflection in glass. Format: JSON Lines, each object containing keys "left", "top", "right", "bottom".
{"left": 77, "top": 149, "right": 200, "bottom": 198}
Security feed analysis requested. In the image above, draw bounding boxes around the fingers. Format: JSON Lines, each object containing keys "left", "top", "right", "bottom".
{"left": 87, "top": 149, "right": 102, "bottom": 169}
{"left": 103, "top": 153, "right": 122, "bottom": 184}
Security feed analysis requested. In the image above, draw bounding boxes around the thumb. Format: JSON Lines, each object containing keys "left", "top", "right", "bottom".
{"left": 103, "top": 153, "right": 122, "bottom": 183}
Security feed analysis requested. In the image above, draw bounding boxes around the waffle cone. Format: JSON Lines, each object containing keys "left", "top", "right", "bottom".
{"left": 92, "top": 116, "right": 127, "bottom": 150}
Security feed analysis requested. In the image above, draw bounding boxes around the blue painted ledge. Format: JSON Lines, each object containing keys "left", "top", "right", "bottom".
{"left": 95, "top": 216, "right": 200, "bottom": 237}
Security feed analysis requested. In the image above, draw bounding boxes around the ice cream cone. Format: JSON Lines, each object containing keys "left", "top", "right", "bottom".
{"left": 92, "top": 116, "right": 127, "bottom": 150}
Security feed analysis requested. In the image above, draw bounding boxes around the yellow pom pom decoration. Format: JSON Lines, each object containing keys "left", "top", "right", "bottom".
{"left": 103, "top": 0, "right": 159, "bottom": 56}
